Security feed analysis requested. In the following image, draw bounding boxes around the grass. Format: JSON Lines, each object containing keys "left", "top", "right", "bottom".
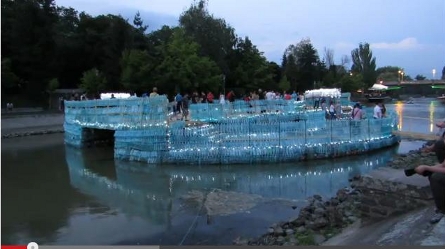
{"left": 295, "top": 230, "right": 316, "bottom": 245}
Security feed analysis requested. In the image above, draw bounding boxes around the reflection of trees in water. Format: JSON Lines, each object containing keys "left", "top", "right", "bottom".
{"left": 1, "top": 145, "right": 92, "bottom": 245}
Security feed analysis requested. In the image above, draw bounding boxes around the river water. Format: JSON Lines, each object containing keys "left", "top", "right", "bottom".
{"left": 2, "top": 98, "right": 444, "bottom": 245}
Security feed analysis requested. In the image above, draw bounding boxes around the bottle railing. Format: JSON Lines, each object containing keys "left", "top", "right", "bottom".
{"left": 64, "top": 96, "right": 170, "bottom": 129}
{"left": 166, "top": 117, "right": 397, "bottom": 149}
{"left": 64, "top": 97, "right": 398, "bottom": 143}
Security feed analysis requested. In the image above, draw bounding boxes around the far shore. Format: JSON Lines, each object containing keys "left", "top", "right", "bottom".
{"left": 1, "top": 112, "right": 64, "bottom": 138}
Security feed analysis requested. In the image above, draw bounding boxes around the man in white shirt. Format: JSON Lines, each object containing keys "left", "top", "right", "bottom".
{"left": 373, "top": 103, "right": 382, "bottom": 119}
{"left": 265, "top": 90, "right": 275, "bottom": 100}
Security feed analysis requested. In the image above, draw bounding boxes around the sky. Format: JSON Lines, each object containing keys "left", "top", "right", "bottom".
{"left": 55, "top": 0, "right": 445, "bottom": 78}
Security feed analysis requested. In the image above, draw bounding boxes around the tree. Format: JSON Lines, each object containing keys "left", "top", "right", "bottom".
{"left": 278, "top": 76, "right": 290, "bottom": 92}
{"left": 2, "top": 0, "right": 59, "bottom": 99}
{"left": 415, "top": 74, "right": 426, "bottom": 81}
{"left": 120, "top": 49, "right": 154, "bottom": 93}
{"left": 230, "top": 36, "right": 274, "bottom": 91}
{"left": 442, "top": 66, "right": 445, "bottom": 80}
{"left": 153, "top": 28, "right": 221, "bottom": 96}
{"left": 283, "top": 38, "right": 320, "bottom": 91}
{"left": 47, "top": 78, "right": 59, "bottom": 109}
{"left": 340, "top": 55, "right": 350, "bottom": 69}
{"left": 351, "top": 43, "right": 377, "bottom": 88}
{"left": 336, "top": 74, "right": 364, "bottom": 93}
{"left": 323, "top": 47, "right": 334, "bottom": 68}
{"left": 268, "top": 61, "right": 282, "bottom": 85}
{"left": 1, "top": 58, "right": 21, "bottom": 92}
{"left": 133, "top": 11, "right": 148, "bottom": 33}
{"left": 179, "top": 0, "right": 237, "bottom": 82}
{"left": 375, "top": 66, "right": 401, "bottom": 82}
{"left": 76, "top": 14, "right": 135, "bottom": 90}
{"left": 80, "top": 68, "right": 107, "bottom": 95}
{"left": 132, "top": 11, "right": 149, "bottom": 50}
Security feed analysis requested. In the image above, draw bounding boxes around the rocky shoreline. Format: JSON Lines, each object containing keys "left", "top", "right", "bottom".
{"left": 236, "top": 140, "right": 436, "bottom": 246}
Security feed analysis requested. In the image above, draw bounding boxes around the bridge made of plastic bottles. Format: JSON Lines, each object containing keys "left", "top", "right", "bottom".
{"left": 63, "top": 95, "right": 400, "bottom": 165}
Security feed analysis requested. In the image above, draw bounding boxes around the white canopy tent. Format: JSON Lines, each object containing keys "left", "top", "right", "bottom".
{"left": 100, "top": 93, "right": 132, "bottom": 99}
{"left": 368, "top": 84, "right": 388, "bottom": 91}
{"left": 304, "top": 88, "right": 341, "bottom": 99}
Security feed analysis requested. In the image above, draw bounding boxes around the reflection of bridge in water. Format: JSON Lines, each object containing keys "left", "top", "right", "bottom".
{"left": 65, "top": 145, "right": 398, "bottom": 226}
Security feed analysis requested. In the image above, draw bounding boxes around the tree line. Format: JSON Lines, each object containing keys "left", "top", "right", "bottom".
{"left": 2, "top": 0, "right": 444, "bottom": 106}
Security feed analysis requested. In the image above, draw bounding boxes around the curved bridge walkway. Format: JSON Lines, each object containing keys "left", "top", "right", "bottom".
{"left": 63, "top": 96, "right": 400, "bottom": 165}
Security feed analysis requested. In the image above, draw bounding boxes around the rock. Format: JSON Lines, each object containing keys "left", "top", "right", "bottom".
{"left": 348, "top": 215, "right": 358, "bottom": 222}
{"left": 314, "top": 207, "right": 325, "bottom": 216}
{"left": 325, "top": 206, "right": 343, "bottom": 227}
{"left": 291, "top": 218, "right": 305, "bottom": 227}
{"left": 289, "top": 237, "right": 299, "bottom": 245}
{"left": 273, "top": 227, "right": 284, "bottom": 236}
{"left": 276, "top": 236, "right": 285, "bottom": 244}
{"left": 233, "top": 237, "right": 249, "bottom": 245}
{"left": 313, "top": 234, "right": 326, "bottom": 245}
{"left": 285, "top": 229, "right": 294, "bottom": 235}
{"left": 267, "top": 228, "right": 274, "bottom": 234}
{"left": 296, "top": 226, "right": 306, "bottom": 233}
{"left": 336, "top": 189, "right": 348, "bottom": 202}
{"left": 313, "top": 217, "right": 329, "bottom": 228}
{"left": 313, "top": 200, "right": 325, "bottom": 209}
{"left": 330, "top": 198, "right": 340, "bottom": 206}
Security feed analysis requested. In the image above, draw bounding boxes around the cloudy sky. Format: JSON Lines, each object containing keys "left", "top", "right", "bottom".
{"left": 55, "top": 0, "right": 444, "bottom": 78}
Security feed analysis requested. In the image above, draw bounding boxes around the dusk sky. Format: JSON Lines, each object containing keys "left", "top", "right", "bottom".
{"left": 56, "top": 0, "right": 445, "bottom": 79}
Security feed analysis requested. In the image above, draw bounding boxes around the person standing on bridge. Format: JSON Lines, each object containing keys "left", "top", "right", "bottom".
{"left": 373, "top": 102, "right": 382, "bottom": 119}
{"left": 150, "top": 87, "right": 159, "bottom": 97}
{"left": 175, "top": 92, "right": 183, "bottom": 114}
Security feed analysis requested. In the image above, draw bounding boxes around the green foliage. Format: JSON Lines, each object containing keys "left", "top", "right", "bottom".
{"left": 351, "top": 43, "right": 377, "bottom": 88}
{"left": 120, "top": 49, "right": 153, "bottom": 92}
{"left": 282, "top": 38, "right": 321, "bottom": 91}
{"left": 179, "top": 0, "right": 236, "bottom": 74}
{"left": 278, "top": 76, "right": 291, "bottom": 92}
{"left": 231, "top": 37, "right": 274, "bottom": 91}
{"left": 415, "top": 74, "right": 426, "bottom": 81}
{"left": 337, "top": 73, "right": 364, "bottom": 92}
{"left": 268, "top": 62, "right": 282, "bottom": 85}
{"left": 321, "top": 226, "right": 340, "bottom": 239}
{"left": 80, "top": 68, "right": 107, "bottom": 94}
{"left": 1, "top": 58, "right": 21, "bottom": 90}
{"left": 153, "top": 28, "right": 221, "bottom": 95}
{"left": 4, "top": 0, "right": 415, "bottom": 107}
{"left": 375, "top": 66, "right": 402, "bottom": 82}
{"left": 295, "top": 230, "right": 316, "bottom": 245}
{"left": 47, "top": 78, "right": 59, "bottom": 92}
{"left": 133, "top": 11, "right": 148, "bottom": 33}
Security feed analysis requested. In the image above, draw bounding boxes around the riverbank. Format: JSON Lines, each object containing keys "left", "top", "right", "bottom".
{"left": 238, "top": 142, "right": 439, "bottom": 246}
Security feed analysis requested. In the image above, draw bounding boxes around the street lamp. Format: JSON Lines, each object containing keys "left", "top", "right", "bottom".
{"left": 432, "top": 69, "right": 436, "bottom": 80}
{"left": 398, "top": 70, "right": 404, "bottom": 82}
